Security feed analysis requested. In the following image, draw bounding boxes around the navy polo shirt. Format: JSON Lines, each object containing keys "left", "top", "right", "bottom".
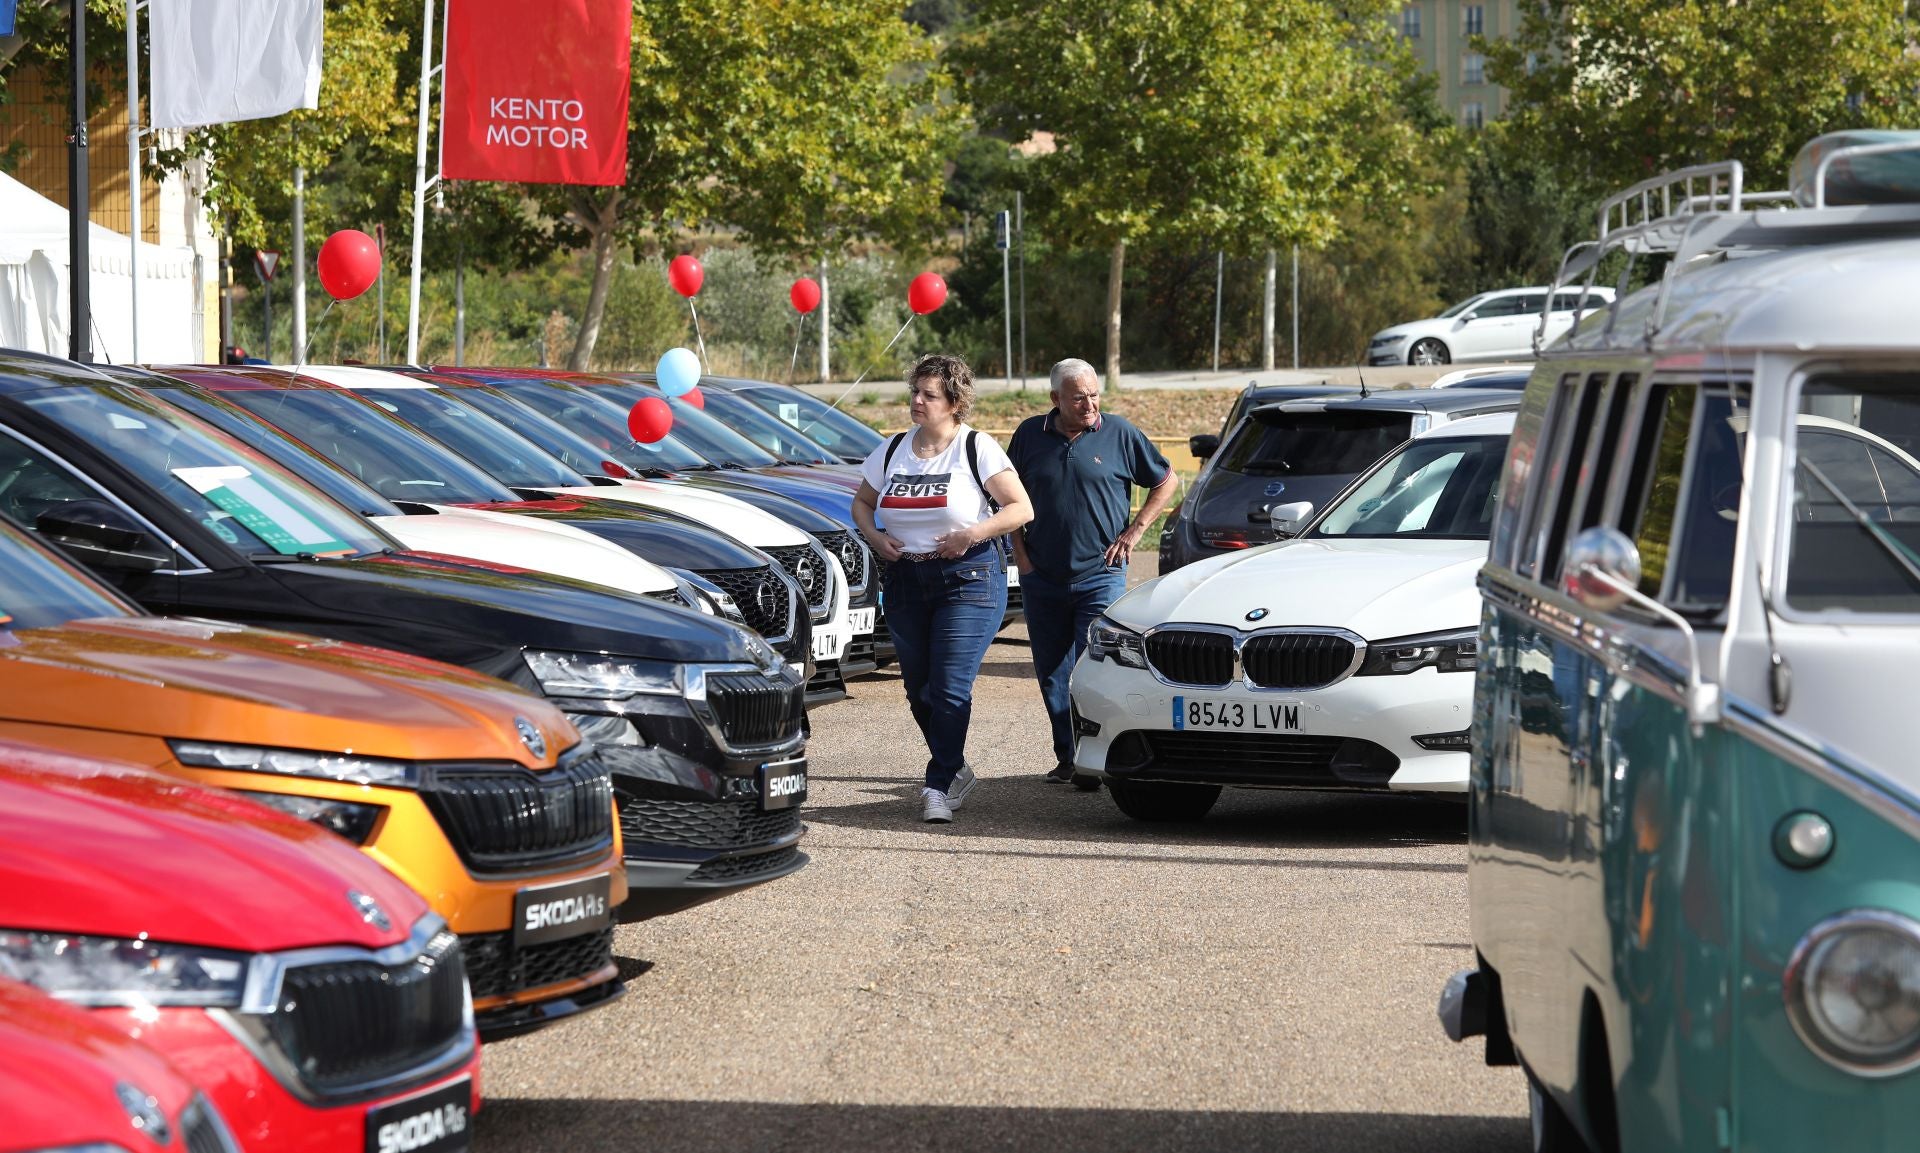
{"left": 1008, "top": 410, "right": 1171, "bottom": 583}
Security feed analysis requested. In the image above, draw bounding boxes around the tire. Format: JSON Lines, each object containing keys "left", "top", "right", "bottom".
{"left": 1071, "top": 773, "right": 1102, "bottom": 792}
{"left": 1527, "top": 1069, "right": 1590, "bottom": 1153}
{"left": 1107, "top": 778, "right": 1221, "bottom": 821}
{"left": 1409, "top": 337, "right": 1451, "bottom": 366}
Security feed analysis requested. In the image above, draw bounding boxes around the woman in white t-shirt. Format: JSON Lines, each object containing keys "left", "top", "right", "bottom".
{"left": 854, "top": 353, "right": 1034, "bottom": 824}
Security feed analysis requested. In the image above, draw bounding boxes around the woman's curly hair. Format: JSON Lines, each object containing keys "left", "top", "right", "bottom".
{"left": 907, "top": 353, "right": 975, "bottom": 422}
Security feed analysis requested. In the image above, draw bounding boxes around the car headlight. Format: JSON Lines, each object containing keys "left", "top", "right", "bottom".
{"left": 524, "top": 650, "right": 681, "bottom": 699}
{"left": 1087, "top": 616, "right": 1148, "bottom": 669}
{"left": 0, "top": 930, "right": 248, "bottom": 1008}
{"left": 170, "top": 740, "right": 419, "bottom": 788}
{"left": 231, "top": 790, "right": 384, "bottom": 843}
{"left": 673, "top": 574, "right": 718, "bottom": 615}
{"left": 1786, "top": 910, "right": 1920, "bottom": 1076}
{"left": 1370, "top": 333, "right": 1407, "bottom": 347}
{"left": 1357, "top": 628, "right": 1478, "bottom": 675}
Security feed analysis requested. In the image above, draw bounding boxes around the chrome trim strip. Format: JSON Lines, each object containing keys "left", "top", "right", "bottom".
{"left": 1138, "top": 623, "right": 1367, "bottom": 693}
{"left": 1722, "top": 695, "right": 1920, "bottom": 841}
{"left": 239, "top": 914, "right": 453, "bottom": 1013}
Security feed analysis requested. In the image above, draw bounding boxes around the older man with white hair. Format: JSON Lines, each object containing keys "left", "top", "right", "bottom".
{"left": 1008, "top": 358, "right": 1180, "bottom": 785}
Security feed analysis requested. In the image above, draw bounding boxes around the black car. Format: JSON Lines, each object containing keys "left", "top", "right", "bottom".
{"left": 1159, "top": 388, "right": 1520, "bottom": 572}
{"left": 0, "top": 350, "right": 811, "bottom": 924}
{"left": 696, "top": 374, "right": 886, "bottom": 465}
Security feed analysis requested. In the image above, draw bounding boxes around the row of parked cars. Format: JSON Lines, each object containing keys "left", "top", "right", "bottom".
{"left": 0, "top": 355, "right": 905, "bottom": 1151}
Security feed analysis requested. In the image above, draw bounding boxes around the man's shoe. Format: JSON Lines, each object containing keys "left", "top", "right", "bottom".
{"left": 948, "top": 761, "right": 976, "bottom": 810}
{"left": 1045, "top": 762, "right": 1077, "bottom": 784}
{"left": 922, "top": 787, "right": 953, "bottom": 824}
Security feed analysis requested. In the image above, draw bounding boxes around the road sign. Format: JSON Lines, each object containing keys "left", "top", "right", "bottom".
{"left": 253, "top": 250, "right": 281, "bottom": 282}
{"left": 993, "top": 210, "right": 1010, "bottom": 251}
{"left": 0, "top": 1, "right": 17, "bottom": 38}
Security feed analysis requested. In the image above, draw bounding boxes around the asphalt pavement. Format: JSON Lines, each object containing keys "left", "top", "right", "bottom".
{"left": 477, "top": 561, "right": 1528, "bottom": 1152}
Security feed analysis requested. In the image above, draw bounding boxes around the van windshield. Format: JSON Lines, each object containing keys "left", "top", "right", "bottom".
{"left": 1311, "top": 435, "right": 1507, "bottom": 540}
{"left": 1217, "top": 410, "right": 1414, "bottom": 478}
{"left": 1787, "top": 375, "right": 1920, "bottom": 612}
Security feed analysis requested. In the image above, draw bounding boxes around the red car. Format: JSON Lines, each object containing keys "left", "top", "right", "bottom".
{"left": 0, "top": 976, "right": 243, "bottom": 1153}
{"left": 0, "top": 741, "right": 481, "bottom": 1153}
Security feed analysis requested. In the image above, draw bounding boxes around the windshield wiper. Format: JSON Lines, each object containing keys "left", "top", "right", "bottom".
{"left": 1800, "top": 459, "right": 1920, "bottom": 589}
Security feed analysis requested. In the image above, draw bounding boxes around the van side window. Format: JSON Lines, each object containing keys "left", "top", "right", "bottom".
{"left": 1787, "top": 375, "right": 1920, "bottom": 612}
{"left": 1540, "top": 374, "right": 1607, "bottom": 584}
{"left": 1513, "top": 372, "right": 1584, "bottom": 578}
{"left": 1577, "top": 374, "right": 1639, "bottom": 532}
{"left": 1621, "top": 389, "right": 1739, "bottom": 609}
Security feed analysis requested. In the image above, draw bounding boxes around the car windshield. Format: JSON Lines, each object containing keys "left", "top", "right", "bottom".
{"left": 1311, "top": 434, "right": 1507, "bottom": 540}
{"left": 152, "top": 387, "right": 404, "bottom": 518}
{"left": 740, "top": 387, "right": 885, "bottom": 459}
{"left": 700, "top": 390, "right": 838, "bottom": 464}
{"left": 483, "top": 378, "right": 711, "bottom": 472}
{"left": 1438, "top": 294, "right": 1487, "bottom": 319}
{"left": 215, "top": 387, "right": 520, "bottom": 505}
{"left": 1218, "top": 409, "right": 1414, "bottom": 477}
{"left": 353, "top": 387, "right": 591, "bottom": 489}
{"left": 0, "top": 516, "right": 136, "bottom": 628}
{"left": 445, "top": 386, "right": 641, "bottom": 479}
{"left": 17, "top": 383, "right": 389, "bottom": 558}
{"left": 587, "top": 381, "right": 782, "bottom": 469}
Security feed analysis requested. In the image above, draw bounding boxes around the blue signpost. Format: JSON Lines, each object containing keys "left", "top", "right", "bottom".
{"left": 0, "top": 1, "right": 16, "bottom": 37}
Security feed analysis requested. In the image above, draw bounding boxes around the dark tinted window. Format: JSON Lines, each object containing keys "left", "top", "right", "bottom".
{"left": 486, "top": 380, "right": 709, "bottom": 472}
{"left": 0, "top": 513, "right": 134, "bottom": 628}
{"left": 1217, "top": 410, "right": 1413, "bottom": 478}
{"left": 1665, "top": 395, "right": 1741, "bottom": 609}
{"left": 702, "top": 390, "right": 837, "bottom": 464}
{"left": 1540, "top": 375, "right": 1606, "bottom": 583}
{"left": 739, "top": 388, "right": 885, "bottom": 459}
{"left": 359, "top": 387, "right": 589, "bottom": 488}
{"left": 1470, "top": 295, "right": 1528, "bottom": 319}
{"left": 153, "top": 388, "right": 403, "bottom": 517}
{"left": 1619, "top": 384, "right": 1693, "bottom": 597}
{"left": 1788, "top": 376, "right": 1920, "bottom": 612}
{"left": 586, "top": 382, "right": 781, "bottom": 469}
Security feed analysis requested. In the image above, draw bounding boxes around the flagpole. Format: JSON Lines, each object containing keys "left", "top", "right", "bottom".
{"left": 405, "top": 0, "right": 439, "bottom": 365}
{"left": 127, "top": 0, "right": 143, "bottom": 362}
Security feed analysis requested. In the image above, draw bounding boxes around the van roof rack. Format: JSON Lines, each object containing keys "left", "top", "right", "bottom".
{"left": 1535, "top": 135, "right": 1920, "bottom": 352}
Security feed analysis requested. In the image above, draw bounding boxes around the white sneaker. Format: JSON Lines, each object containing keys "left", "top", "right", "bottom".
{"left": 948, "top": 761, "right": 977, "bottom": 810}
{"left": 922, "top": 787, "right": 953, "bottom": 823}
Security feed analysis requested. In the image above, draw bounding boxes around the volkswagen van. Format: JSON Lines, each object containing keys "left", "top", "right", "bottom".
{"left": 1441, "top": 133, "right": 1920, "bottom": 1151}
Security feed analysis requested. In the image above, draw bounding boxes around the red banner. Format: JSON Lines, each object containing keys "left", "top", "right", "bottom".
{"left": 440, "top": 0, "right": 632, "bottom": 186}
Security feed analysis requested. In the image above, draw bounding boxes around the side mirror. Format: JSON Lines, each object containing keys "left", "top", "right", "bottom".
{"left": 1459, "top": 311, "right": 1479, "bottom": 323}
{"left": 1564, "top": 526, "right": 1642, "bottom": 611}
{"left": 1268, "top": 500, "right": 1314, "bottom": 537}
{"left": 36, "top": 501, "right": 172, "bottom": 572}
{"left": 1189, "top": 433, "right": 1219, "bottom": 460}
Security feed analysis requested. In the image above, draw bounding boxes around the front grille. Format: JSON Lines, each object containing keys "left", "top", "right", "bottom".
{"left": 766, "top": 544, "right": 830, "bottom": 610}
{"left": 420, "top": 755, "right": 615, "bottom": 875}
{"left": 686, "top": 845, "right": 803, "bottom": 883}
{"left": 463, "top": 926, "right": 614, "bottom": 1002}
{"left": 181, "top": 1097, "right": 237, "bottom": 1153}
{"left": 815, "top": 529, "right": 870, "bottom": 591}
{"left": 1141, "top": 730, "right": 1347, "bottom": 771}
{"left": 1118, "top": 731, "right": 1400, "bottom": 788}
{"left": 705, "top": 671, "right": 806, "bottom": 746}
{"left": 265, "top": 931, "right": 467, "bottom": 1094}
{"left": 1241, "top": 633, "right": 1358, "bottom": 689}
{"left": 1145, "top": 629, "right": 1235, "bottom": 686}
{"left": 844, "top": 637, "right": 875, "bottom": 664}
{"left": 696, "top": 564, "right": 792, "bottom": 639}
{"left": 619, "top": 795, "right": 802, "bottom": 851}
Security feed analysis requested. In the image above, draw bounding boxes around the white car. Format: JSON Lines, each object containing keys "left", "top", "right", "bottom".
{"left": 1367, "top": 287, "right": 1616, "bottom": 366}
{"left": 1069, "top": 413, "right": 1514, "bottom": 821}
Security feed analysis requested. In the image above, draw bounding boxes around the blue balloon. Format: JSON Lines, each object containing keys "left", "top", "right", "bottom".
{"left": 657, "top": 347, "right": 702, "bottom": 397}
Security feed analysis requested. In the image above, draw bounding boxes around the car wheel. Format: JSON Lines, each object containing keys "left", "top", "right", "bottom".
{"left": 1410, "top": 337, "right": 1451, "bottom": 366}
{"left": 1527, "top": 1069, "right": 1589, "bottom": 1153}
{"left": 1107, "top": 778, "right": 1221, "bottom": 821}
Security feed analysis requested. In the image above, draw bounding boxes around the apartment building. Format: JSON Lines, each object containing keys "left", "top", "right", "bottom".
{"left": 1395, "top": 0, "right": 1520, "bottom": 130}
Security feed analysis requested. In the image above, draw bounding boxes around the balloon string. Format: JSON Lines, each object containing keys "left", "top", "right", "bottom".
{"left": 788, "top": 311, "right": 810, "bottom": 383}
{"left": 826, "top": 314, "right": 915, "bottom": 411}
{"left": 688, "top": 298, "right": 709, "bottom": 374}
{"left": 295, "top": 299, "right": 338, "bottom": 370}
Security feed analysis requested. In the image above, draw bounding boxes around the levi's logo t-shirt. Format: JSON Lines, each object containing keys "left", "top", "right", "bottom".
{"left": 860, "top": 424, "right": 1013, "bottom": 554}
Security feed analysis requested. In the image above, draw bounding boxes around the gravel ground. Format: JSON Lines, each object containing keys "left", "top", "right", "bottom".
{"left": 477, "top": 561, "right": 1527, "bottom": 1153}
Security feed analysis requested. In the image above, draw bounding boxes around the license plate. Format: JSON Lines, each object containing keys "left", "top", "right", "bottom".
{"left": 848, "top": 607, "right": 876, "bottom": 634}
{"left": 811, "top": 630, "right": 838, "bottom": 660}
{"left": 760, "top": 757, "right": 808, "bottom": 811}
{"left": 512, "top": 873, "right": 612, "bottom": 949}
{"left": 1171, "top": 696, "right": 1302, "bottom": 732}
{"left": 1007, "top": 566, "right": 1020, "bottom": 588}
{"left": 365, "top": 1077, "right": 470, "bottom": 1153}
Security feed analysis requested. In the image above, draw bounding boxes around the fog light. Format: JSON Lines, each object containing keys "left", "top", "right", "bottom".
{"left": 233, "top": 791, "right": 382, "bottom": 844}
{"left": 1413, "top": 730, "right": 1472, "bottom": 751}
{"left": 1072, "top": 705, "right": 1101, "bottom": 738}
{"left": 1786, "top": 909, "right": 1920, "bottom": 1076}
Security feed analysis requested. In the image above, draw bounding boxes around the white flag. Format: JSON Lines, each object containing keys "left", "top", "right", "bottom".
{"left": 149, "top": 0, "right": 324, "bottom": 131}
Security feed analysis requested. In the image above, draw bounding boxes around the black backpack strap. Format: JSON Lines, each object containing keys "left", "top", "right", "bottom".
{"left": 965, "top": 430, "right": 999, "bottom": 511}
{"left": 882, "top": 431, "right": 910, "bottom": 478}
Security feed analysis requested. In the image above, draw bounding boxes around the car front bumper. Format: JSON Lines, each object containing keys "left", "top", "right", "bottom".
{"left": 1068, "top": 651, "right": 1469, "bottom": 792}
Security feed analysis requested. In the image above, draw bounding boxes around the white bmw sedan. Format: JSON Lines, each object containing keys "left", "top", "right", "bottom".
{"left": 1069, "top": 413, "right": 1513, "bottom": 821}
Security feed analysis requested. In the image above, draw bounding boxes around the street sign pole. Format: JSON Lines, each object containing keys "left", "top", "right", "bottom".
{"left": 1015, "top": 191, "right": 1026, "bottom": 389}
{"left": 996, "top": 209, "right": 1012, "bottom": 389}
{"left": 254, "top": 251, "right": 280, "bottom": 362}
{"left": 374, "top": 223, "right": 387, "bottom": 361}
{"left": 1212, "top": 250, "right": 1223, "bottom": 372}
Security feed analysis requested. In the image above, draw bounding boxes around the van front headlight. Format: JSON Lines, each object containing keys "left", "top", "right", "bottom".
{"left": 1786, "top": 909, "right": 1920, "bottom": 1076}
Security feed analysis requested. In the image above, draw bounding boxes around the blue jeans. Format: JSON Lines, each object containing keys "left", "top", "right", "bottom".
{"left": 884, "top": 543, "right": 1009, "bottom": 791}
{"left": 1022, "top": 565, "right": 1128, "bottom": 766}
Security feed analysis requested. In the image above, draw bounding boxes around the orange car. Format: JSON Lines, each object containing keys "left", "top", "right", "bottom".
{"left": 0, "top": 515, "right": 626, "bottom": 1039}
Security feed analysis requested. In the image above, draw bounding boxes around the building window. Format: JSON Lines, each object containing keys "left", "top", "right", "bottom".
{"left": 1464, "top": 4, "right": 1485, "bottom": 36}
{"left": 1464, "top": 53, "right": 1486, "bottom": 85}
{"left": 1525, "top": 52, "right": 1541, "bottom": 76}
{"left": 1402, "top": 5, "right": 1421, "bottom": 38}
{"left": 1846, "top": 91, "right": 1865, "bottom": 114}
{"left": 1462, "top": 101, "right": 1486, "bottom": 130}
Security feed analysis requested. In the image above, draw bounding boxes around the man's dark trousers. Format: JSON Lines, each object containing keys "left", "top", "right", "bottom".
{"left": 1023, "top": 564, "right": 1128, "bottom": 768}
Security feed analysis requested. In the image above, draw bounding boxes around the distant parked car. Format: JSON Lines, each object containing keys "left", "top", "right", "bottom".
{"left": 1367, "top": 287, "right": 1616, "bottom": 366}
{"left": 699, "top": 376, "right": 887, "bottom": 465}
{"left": 1430, "top": 367, "right": 1532, "bottom": 390}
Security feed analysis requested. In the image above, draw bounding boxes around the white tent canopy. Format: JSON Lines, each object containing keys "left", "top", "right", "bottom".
{"left": 0, "top": 172, "right": 199, "bottom": 363}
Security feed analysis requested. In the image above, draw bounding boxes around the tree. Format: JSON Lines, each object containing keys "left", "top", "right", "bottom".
{"left": 1488, "top": 0, "right": 1920, "bottom": 193}
{"left": 954, "top": 0, "right": 1428, "bottom": 385}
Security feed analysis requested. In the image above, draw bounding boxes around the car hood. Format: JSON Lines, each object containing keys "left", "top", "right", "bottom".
{"left": 373, "top": 504, "right": 676, "bottom": 595}
{"left": 1372, "top": 318, "right": 1446, "bottom": 341}
{"left": 1191, "top": 470, "right": 1358, "bottom": 533}
{"left": 677, "top": 473, "right": 853, "bottom": 532}
{"left": 1110, "top": 537, "right": 1488, "bottom": 640}
{"left": 0, "top": 740, "right": 425, "bottom": 952}
{"left": 0, "top": 617, "right": 574, "bottom": 766}
{"left": 543, "top": 480, "right": 810, "bottom": 546}
{"left": 489, "top": 497, "right": 767, "bottom": 569}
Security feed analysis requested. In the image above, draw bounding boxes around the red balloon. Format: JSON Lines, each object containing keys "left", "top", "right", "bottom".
{"left": 907, "top": 272, "right": 948, "bottom": 315}
{"left": 317, "top": 230, "right": 382, "bottom": 302}
{"left": 627, "top": 396, "right": 674, "bottom": 443}
{"left": 790, "top": 277, "right": 822, "bottom": 314}
{"left": 668, "top": 254, "right": 704, "bottom": 297}
{"left": 676, "top": 387, "right": 705, "bottom": 409}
